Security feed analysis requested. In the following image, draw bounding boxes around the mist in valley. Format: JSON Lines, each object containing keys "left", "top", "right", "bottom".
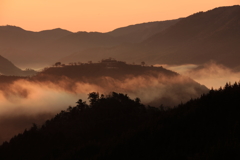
{"left": 0, "top": 69, "right": 209, "bottom": 143}
{"left": 163, "top": 61, "right": 240, "bottom": 89}
{"left": 1, "top": 4, "right": 240, "bottom": 159}
{"left": 1, "top": 60, "right": 239, "bottom": 143}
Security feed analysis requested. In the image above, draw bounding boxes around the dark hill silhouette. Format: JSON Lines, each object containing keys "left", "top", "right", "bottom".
{"left": 0, "top": 55, "right": 36, "bottom": 76}
{"left": 38, "top": 28, "right": 73, "bottom": 40}
{"left": 62, "top": 5, "right": 240, "bottom": 68}
{"left": 2, "top": 5, "right": 240, "bottom": 68}
{"left": 38, "top": 59, "right": 177, "bottom": 80}
{"left": 60, "top": 20, "right": 180, "bottom": 63}
{"left": 1, "top": 83, "right": 240, "bottom": 159}
{"left": 0, "top": 26, "right": 72, "bottom": 68}
{"left": 142, "top": 5, "right": 240, "bottom": 67}
{"left": 34, "top": 60, "right": 208, "bottom": 106}
{"left": 0, "top": 54, "right": 22, "bottom": 75}
{"left": 0, "top": 59, "right": 208, "bottom": 144}
{"left": 0, "top": 26, "right": 122, "bottom": 68}
{"left": 107, "top": 19, "right": 180, "bottom": 43}
{"left": 40, "top": 32, "right": 122, "bottom": 62}
{"left": 0, "top": 19, "right": 179, "bottom": 68}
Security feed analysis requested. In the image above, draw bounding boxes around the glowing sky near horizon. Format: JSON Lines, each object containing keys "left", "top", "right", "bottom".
{"left": 0, "top": 0, "right": 239, "bottom": 32}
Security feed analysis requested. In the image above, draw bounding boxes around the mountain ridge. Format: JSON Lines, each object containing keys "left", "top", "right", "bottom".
{"left": 0, "top": 19, "right": 180, "bottom": 68}
{"left": 1, "top": 5, "right": 240, "bottom": 68}
{"left": 63, "top": 5, "right": 240, "bottom": 67}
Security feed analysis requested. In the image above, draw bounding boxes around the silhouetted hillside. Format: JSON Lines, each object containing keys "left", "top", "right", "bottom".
{"left": 63, "top": 5, "right": 240, "bottom": 68}
{"left": 38, "top": 60, "right": 177, "bottom": 80}
{"left": 107, "top": 19, "right": 180, "bottom": 43}
{"left": 1, "top": 82, "right": 240, "bottom": 159}
{"left": 143, "top": 5, "right": 240, "bottom": 67}
{"left": 43, "top": 32, "right": 122, "bottom": 62}
{"left": 38, "top": 28, "right": 73, "bottom": 40}
{"left": 33, "top": 60, "right": 208, "bottom": 107}
{"left": 0, "top": 19, "right": 178, "bottom": 68}
{"left": 0, "top": 59, "right": 208, "bottom": 144}
{"left": 2, "top": 5, "right": 239, "bottom": 69}
{"left": 0, "top": 26, "right": 72, "bottom": 68}
{"left": 0, "top": 55, "right": 36, "bottom": 76}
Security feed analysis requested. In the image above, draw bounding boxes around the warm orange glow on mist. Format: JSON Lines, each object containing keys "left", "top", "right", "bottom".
{"left": 1, "top": 0, "right": 239, "bottom": 32}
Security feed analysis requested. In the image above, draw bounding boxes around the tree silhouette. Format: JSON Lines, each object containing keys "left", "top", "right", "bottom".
{"left": 76, "top": 99, "right": 87, "bottom": 110}
{"left": 88, "top": 92, "right": 99, "bottom": 105}
{"left": 2, "top": 84, "right": 240, "bottom": 160}
{"left": 54, "top": 62, "right": 61, "bottom": 67}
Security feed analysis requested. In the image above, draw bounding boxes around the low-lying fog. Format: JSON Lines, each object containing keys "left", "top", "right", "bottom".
{"left": 162, "top": 61, "right": 240, "bottom": 89}
{"left": 1, "top": 61, "right": 239, "bottom": 144}
{"left": 0, "top": 71, "right": 208, "bottom": 143}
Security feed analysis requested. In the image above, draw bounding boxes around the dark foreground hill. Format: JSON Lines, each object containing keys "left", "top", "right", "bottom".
{"left": 1, "top": 83, "right": 240, "bottom": 159}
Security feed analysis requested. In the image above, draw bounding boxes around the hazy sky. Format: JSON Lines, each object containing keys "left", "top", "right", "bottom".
{"left": 0, "top": 0, "right": 239, "bottom": 32}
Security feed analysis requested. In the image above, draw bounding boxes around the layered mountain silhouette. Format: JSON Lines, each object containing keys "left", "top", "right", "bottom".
{"left": 142, "top": 5, "right": 240, "bottom": 67}
{"left": 0, "top": 19, "right": 179, "bottom": 68}
{"left": 61, "top": 5, "right": 240, "bottom": 68}
{"left": 0, "top": 26, "right": 73, "bottom": 68}
{"left": 1, "top": 5, "right": 239, "bottom": 69}
{"left": 0, "top": 54, "right": 36, "bottom": 76}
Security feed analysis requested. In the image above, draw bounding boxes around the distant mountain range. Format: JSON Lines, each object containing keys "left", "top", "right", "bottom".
{"left": 142, "top": 5, "right": 240, "bottom": 67}
{"left": 0, "top": 19, "right": 179, "bottom": 68}
{"left": 1, "top": 5, "right": 239, "bottom": 69}
{"left": 63, "top": 5, "right": 240, "bottom": 68}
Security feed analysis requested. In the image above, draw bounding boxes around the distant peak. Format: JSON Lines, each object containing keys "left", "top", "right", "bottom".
{"left": 0, "top": 25, "right": 25, "bottom": 31}
{"left": 75, "top": 31, "right": 104, "bottom": 35}
{"left": 40, "top": 28, "right": 72, "bottom": 33}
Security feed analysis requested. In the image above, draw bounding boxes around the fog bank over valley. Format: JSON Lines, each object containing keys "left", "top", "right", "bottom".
{"left": 0, "top": 62, "right": 209, "bottom": 143}
{"left": 161, "top": 61, "right": 240, "bottom": 89}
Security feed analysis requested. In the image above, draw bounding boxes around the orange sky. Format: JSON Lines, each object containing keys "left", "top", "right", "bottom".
{"left": 0, "top": 0, "right": 239, "bottom": 32}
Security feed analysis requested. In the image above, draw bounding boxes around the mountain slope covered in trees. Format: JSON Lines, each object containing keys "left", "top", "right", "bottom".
{"left": 1, "top": 83, "right": 240, "bottom": 159}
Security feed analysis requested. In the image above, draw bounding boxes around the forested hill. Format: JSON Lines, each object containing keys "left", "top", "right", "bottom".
{"left": 33, "top": 60, "right": 208, "bottom": 107}
{"left": 37, "top": 60, "right": 177, "bottom": 80}
{"left": 1, "top": 83, "right": 240, "bottom": 159}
